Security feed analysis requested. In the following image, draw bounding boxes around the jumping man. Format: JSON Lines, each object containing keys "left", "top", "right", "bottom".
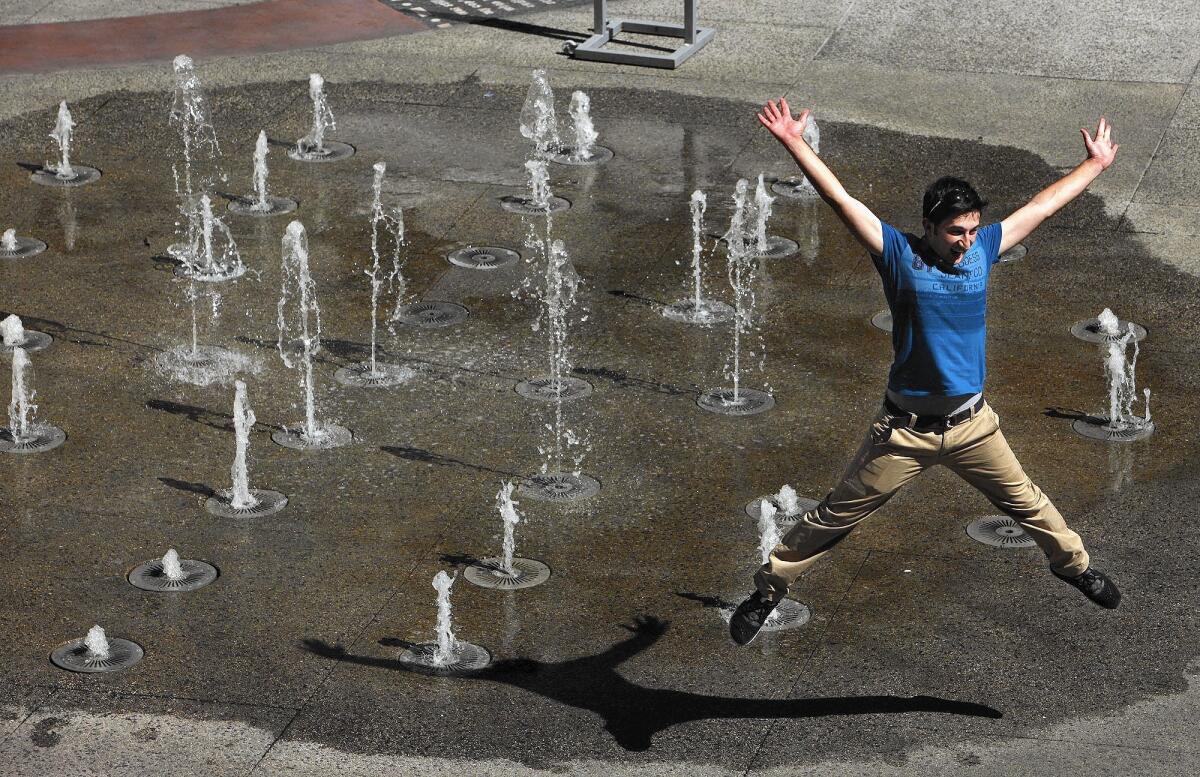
{"left": 730, "top": 99, "right": 1122, "bottom": 646}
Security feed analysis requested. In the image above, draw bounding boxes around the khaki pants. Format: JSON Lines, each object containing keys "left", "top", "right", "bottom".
{"left": 756, "top": 402, "right": 1090, "bottom": 600}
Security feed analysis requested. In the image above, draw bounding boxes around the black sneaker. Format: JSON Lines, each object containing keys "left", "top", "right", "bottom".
{"left": 1053, "top": 566, "right": 1121, "bottom": 609}
{"left": 729, "top": 590, "right": 779, "bottom": 645}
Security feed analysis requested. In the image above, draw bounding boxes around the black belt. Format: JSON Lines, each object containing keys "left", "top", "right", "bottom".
{"left": 883, "top": 396, "right": 986, "bottom": 432}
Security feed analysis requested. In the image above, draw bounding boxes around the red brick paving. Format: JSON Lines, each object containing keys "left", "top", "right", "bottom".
{"left": 0, "top": 0, "right": 429, "bottom": 75}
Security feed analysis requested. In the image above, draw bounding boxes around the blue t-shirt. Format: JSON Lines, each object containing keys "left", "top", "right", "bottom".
{"left": 872, "top": 222, "right": 1003, "bottom": 397}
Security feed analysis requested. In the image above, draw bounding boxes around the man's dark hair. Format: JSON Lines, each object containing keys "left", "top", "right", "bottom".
{"left": 922, "top": 177, "right": 987, "bottom": 226}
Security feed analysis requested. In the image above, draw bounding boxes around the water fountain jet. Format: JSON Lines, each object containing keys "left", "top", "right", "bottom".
{"left": 207, "top": 380, "right": 290, "bottom": 516}
{"left": 1, "top": 347, "right": 66, "bottom": 453}
{"left": 549, "top": 91, "right": 614, "bottom": 165}
{"left": 663, "top": 190, "right": 735, "bottom": 325}
{"left": 1072, "top": 323, "right": 1154, "bottom": 441}
{"left": 128, "top": 547, "right": 220, "bottom": 591}
{"left": 229, "top": 130, "right": 297, "bottom": 216}
{"left": 0, "top": 228, "right": 48, "bottom": 260}
{"left": 397, "top": 571, "right": 492, "bottom": 673}
{"left": 289, "top": 74, "right": 355, "bottom": 162}
{"left": 31, "top": 101, "right": 101, "bottom": 187}
{"left": 465, "top": 481, "right": 552, "bottom": 589}
{"left": 1, "top": 314, "right": 52, "bottom": 353}
{"left": 50, "top": 625, "right": 143, "bottom": 673}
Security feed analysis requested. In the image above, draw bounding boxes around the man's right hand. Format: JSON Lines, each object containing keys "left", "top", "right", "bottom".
{"left": 757, "top": 97, "right": 810, "bottom": 147}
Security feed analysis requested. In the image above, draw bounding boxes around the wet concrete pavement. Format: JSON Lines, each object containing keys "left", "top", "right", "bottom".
{"left": 1, "top": 2, "right": 1199, "bottom": 775}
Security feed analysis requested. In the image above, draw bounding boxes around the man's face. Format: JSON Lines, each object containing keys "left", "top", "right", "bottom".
{"left": 922, "top": 210, "right": 981, "bottom": 264}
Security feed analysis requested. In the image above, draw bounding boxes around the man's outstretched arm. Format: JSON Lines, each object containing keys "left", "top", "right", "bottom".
{"left": 758, "top": 98, "right": 883, "bottom": 256}
{"left": 999, "top": 117, "right": 1119, "bottom": 254}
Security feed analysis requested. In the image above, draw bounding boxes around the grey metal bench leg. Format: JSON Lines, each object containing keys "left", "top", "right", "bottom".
{"left": 572, "top": 0, "right": 715, "bottom": 70}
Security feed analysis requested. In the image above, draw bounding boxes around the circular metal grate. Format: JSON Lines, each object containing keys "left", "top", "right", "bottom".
{"left": 464, "top": 557, "right": 552, "bottom": 590}
{"left": 1071, "top": 417, "right": 1155, "bottom": 442}
{"left": 0, "top": 236, "right": 48, "bottom": 259}
{"left": 965, "top": 516, "right": 1037, "bottom": 548}
{"left": 745, "top": 495, "right": 820, "bottom": 527}
{"left": 334, "top": 362, "right": 416, "bottom": 388}
{"left": 770, "top": 177, "right": 820, "bottom": 200}
{"left": 271, "top": 423, "right": 353, "bottom": 450}
{"left": 51, "top": 637, "right": 143, "bottom": 673}
{"left": 2, "top": 330, "right": 53, "bottom": 353}
{"left": 499, "top": 194, "right": 571, "bottom": 215}
{"left": 870, "top": 309, "right": 893, "bottom": 333}
{"left": 662, "top": 298, "right": 735, "bottom": 325}
{"left": 398, "top": 641, "right": 492, "bottom": 675}
{"left": 519, "top": 471, "right": 601, "bottom": 502}
{"left": 30, "top": 165, "right": 101, "bottom": 187}
{"left": 205, "top": 488, "right": 289, "bottom": 518}
{"left": 548, "top": 145, "right": 615, "bottom": 166}
{"left": 446, "top": 246, "right": 520, "bottom": 270}
{"left": 0, "top": 424, "right": 66, "bottom": 454}
{"left": 755, "top": 236, "right": 799, "bottom": 259}
{"left": 228, "top": 195, "right": 298, "bottom": 217}
{"left": 697, "top": 388, "right": 775, "bottom": 416}
{"left": 287, "top": 141, "right": 355, "bottom": 163}
{"left": 128, "top": 558, "right": 220, "bottom": 592}
{"left": 514, "top": 376, "right": 593, "bottom": 402}
{"left": 998, "top": 243, "right": 1027, "bottom": 263}
{"left": 1070, "top": 318, "right": 1147, "bottom": 344}
{"left": 392, "top": 301, "right": 469, "bottom": 328}
{"left": 173, "top": 261, "right": 247, "bottom": 283}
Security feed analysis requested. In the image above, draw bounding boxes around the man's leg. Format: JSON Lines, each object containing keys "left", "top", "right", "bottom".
{"left": 755, "top": 416, "right": 931, "bottom": 601}
{"left": 943, "top": 405, "right": 1090, "bottom": 576}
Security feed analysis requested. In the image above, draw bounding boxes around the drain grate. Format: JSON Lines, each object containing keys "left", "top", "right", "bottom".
{"left": 205, "top": 488, "right": 289, "bottom": 518}
{"left": 0, "top": 424, "right": 66, "bottom": 454}
{"left": 755, "top": 236, "right": 799, "bottom": 259}
{"left": 287, "top": 141, "right": 355, "bottom": 163}
{"left": 398, "top": 641, "right": 492, "bottom": 674}
{"left": 745, "top": 495, "right": 820, "bottom": 527}
{"left": 965, "top": 516, "right": 1037, "bottom": 548}
{"left": 0, "top": 236, "right": 47, "bottom": 259}
{"left": 998, "top": 243, "right": 1027, "bottom": 263}
{"left": 228, "top": 196, "right": 298, "bottom": 217}
{"left": 499, "top": 194, "right": 571, "bottom": 215}
{"left": 548, "top": 145, "right": 614, "bottom": 166}
{"left": 697, "top": 388, "right": 775, "bottom": 416}
{"left": 519, "top": 471, "right": 601, "bottom": 502}
{"left": 870, "top": 309, "right": 892, "bottom": 333}
{"left": 128, "top": 558, "right": 220, "bottom": 592}
{"left": 51, "top": 637, "right": 143, "bottom": 673}
{"left": 2, "top": 330, "right": 52, "bottom": 353}
{"left": 393, "top": 301, "right": 469, "bottom": 328}
{"left": 1071, "top": 417, "right": 1155, "bottom": 442}
{"left": 271, "top": 424, "right": 353, "bottom": 450}
{"left": 1070, "top": 318, "right": 1147, "bottom": 344}
{"left": 514, "top": 376, "right": 593, "bottom": 402}
{"left": 174, "top": 262, "right": 247, "bottom": 283}
{"left": 464, "top": 557, "right": 552, "bottom": 590}
{"left": 770, "top": 177, "right": 819, "bottom": 200}
{"left": 447, "top": 245, "right": 520, "bottom": 270}
{"left": 334, "top": 362, "right": 416, "bottom": 388}
{"left": 662, "top": 298, "right": 735, "bottom": 325}
{"left": 30, "top": 165, "right": 101, "bottom": 187}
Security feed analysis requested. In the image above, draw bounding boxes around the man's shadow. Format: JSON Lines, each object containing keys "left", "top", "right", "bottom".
{"left": 303, "top": 615, "right": 1001, "bottom": 751}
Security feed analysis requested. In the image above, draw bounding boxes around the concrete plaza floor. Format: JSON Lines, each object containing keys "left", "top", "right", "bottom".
{"left": 1, "top": 1, "right": 1199, "bottom": 775}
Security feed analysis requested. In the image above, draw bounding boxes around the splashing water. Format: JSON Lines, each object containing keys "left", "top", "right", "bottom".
{"left": 277, "top": 221, "right": 325, "bottom": 443}
{"left": 229, "top": 379, "right": 259, "bottom": 509}
{"left": 567, "top": 91, "right": 598, "bottom": 161}
{"left": 192, "top": 194, "right": 243, "bottom": 279}
{"left": 723, "top": 179, "right": 759, "bottom": 402}
{"left": 250, "top": 130, "right": 272, "bottom": 211}
{"left": 7, "top": 347, "right": 37, "bottom": 442}
{"left": 1, "top": 314, "right": 24, "bottom": 347}
{"left": 297, "top": 73, "right": 336, "bottom": 156}
{"left": 84, "top": 625, "right": 111, "bottom": 659}
{"left": 171, "top": 55, "right": 222, "bottom": 259}
{"left": 751, "top": 174, "right": 775, "bottom": 255}
{"left": 496, "top": 480, "right": 523, "bottom": 575}
{"left": 757, "top": 499, "right": 781, "bottom": 565}
{"left": 1103, "top": 325, "right": 1150, "bottom": 430}
{"left": 525, "top": 159, "right": 552, "bottom": 210}
{"left": 775, "top": 484, "right": 800, "bottom": 515}
{"left": 356, "top": 163, "right": 408, "bottom": 372}
{"left": 431, "top": 571, "right": 459, "bottom": 666}
{"left": 688, "top": 190, "right": 709, "bottom": 307}
{"left": 162, "top": 549, "right": 185, "bottom": 581}
{"left": 46, "top": 101, "right": 76, "bottom": 179}
{"left": 1, "top": 229, "right": 16, "bottom": 252}
{"left": 518, "top": 69, "right": 560, "bottom": 157}
{"left": 1096, "top": 307, "right": 1121, "bottom": 337}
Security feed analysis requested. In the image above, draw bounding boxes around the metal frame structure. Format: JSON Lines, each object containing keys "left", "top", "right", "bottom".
{"left": 571, "top": 0, "right": 714, "bottom": 69}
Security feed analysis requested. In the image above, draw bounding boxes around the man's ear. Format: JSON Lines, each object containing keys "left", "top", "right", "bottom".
{"left": 920, "top": 217, "right": 932, "bottom": 236}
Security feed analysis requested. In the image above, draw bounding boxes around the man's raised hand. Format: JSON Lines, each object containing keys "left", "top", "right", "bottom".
{"left": 1081, "top": 117, "right": 1119, "bottom": 170}
{"left": 757, "top": 98, "right": 810, "bottom": 146}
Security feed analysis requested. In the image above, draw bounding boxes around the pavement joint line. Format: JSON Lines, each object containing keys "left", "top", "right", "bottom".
{"left": 906, "top": 721, "right": 1200, "bottom": 756}
{"left": 241, "top": 533, "right": 446, "bottom": 777}
{"left": 811, "top": 0, "right": 861, "bottom": 62}
{"left": 34, "top": 687, "right": 304, "bottom": 713}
